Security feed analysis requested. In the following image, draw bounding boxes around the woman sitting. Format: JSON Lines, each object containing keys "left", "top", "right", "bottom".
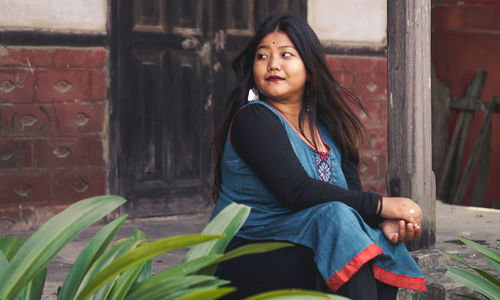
{"left": 210, "top": 14, "right": 427, "bottom": 300}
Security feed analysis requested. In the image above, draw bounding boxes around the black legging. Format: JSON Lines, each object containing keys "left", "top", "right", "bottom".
{"left": 215, "top": 237, "right": 398, "bottom": 300}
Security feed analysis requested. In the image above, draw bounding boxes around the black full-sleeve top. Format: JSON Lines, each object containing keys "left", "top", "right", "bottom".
{"left": 230, "top": 104, "right": 383, "bottom": 226}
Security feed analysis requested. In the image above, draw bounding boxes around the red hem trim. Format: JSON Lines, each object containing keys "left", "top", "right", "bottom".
{"left": 372, "top": 264, "right": 428, "bottom": 292}
{"left": 326, "top": 243, "right": 383, "bottom": 291}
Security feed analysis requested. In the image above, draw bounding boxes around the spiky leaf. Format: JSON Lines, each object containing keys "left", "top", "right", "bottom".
{"left": 76, "top": 234, "right": 222, "bottom": 300}
{"left": 183, "top": 203, "right": 250, "bottom": 264}
{"left": 58, "top": 215, "right": 128, "bottom": 300}
{"left": 0, "top": 195, "right": 125, "bottom": 300}
{"left": 446, "top": 266, "right": 500, "bottom": 300}
{"left": 243, "top": 289, "right": 347, "bottom": 299}
{"left": 459, "top": 236, "right": 500, "bottom": 264}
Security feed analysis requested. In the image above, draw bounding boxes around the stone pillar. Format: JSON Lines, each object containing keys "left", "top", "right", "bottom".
{"left": 387, "top": 0, "right": 436, "bottom": 250}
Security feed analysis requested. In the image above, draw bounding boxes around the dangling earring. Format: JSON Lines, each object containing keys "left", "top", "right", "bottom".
{"left": 248, "top": 87, "right": 259, "bottom": 101}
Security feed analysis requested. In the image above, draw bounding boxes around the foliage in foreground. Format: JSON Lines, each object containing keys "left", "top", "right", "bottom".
{"left": 441, "top": 236, "right": 500, "bottom": 300}
{"left": 0, "top": 195, "right": 343, "bottom": 300}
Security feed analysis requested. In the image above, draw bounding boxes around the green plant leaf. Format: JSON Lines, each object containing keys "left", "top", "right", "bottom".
{"left": 107, "top": 229, "right": 151, "bottom": 300}
{"left": 130, "top": 227, "right": 147, "bottom": 241}
{"left": 0, "top": 235, "right": 25, "bottom": 261}
{"left": 76, "top": 234, "right": 223, "bottom": 300}
{"left": 0, "top": 252, "right": 8, "bottom": 271}
{"left": 487, "top": 257, "right": 500, "bottom": 276}
{"left": 446, "top": 266, "right": 500, "bottom": 300}
{"left": 58, "top": 215, "right": 128, "bottom": 300}
{"left": 183, "top": 203, "right": 250, "bottom": 265}
{"left": 126, "top": 254, "right": 222, "bottom": 299}
{"left": 243, "top": 289, "right": 347, "bottom": 300}
{"left": 124, "top": 275, "right": 221, "bottom": 300}
{"left": 440, "top": 250, "right": 469, "bottom": 265}
{"left": 0, "top": 235, "right": 46, "bottom": 300}
{"left": 166, "top": 286, "right": 236, "bottom": 300}
{"left": 130, "top": 228, "right": 153, "bottom": 282}
{"left": 134, "top": 258, "right": 152, "bottom": 284}
{"left": 108, "top": 260, "right": 147, "bottom": 300}
{"left": 15, "top": 268, "right": 47, "bottom": 300}
{"left": 440, "top": 250, "right": 500, "bottom": 287}
{"left": 129, "top": 228, "right": 153, "bottom": 283}
{"left": 0, "top": 195, "right": 126, "bottom": 300}
{"left": 74, "top": 238, "right": 143, "bottom": 300}
{"left": 459, "top": 236, "right": 500, "bottom": 264}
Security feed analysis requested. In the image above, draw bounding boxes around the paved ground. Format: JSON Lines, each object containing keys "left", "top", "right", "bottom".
{"left": 4, "top": 200, "right": 500, "bottom": 299}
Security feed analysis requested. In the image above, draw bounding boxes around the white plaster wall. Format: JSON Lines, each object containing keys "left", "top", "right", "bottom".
{"left": 308, "top": 0, "right": 387, "bottom": 45}
{"left": 0, "top": 0, "right": 107, "bottom": 33}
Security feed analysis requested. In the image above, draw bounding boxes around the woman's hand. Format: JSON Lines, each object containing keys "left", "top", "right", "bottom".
{"left": 380, "top": 197, "right": 422, "bottom": 226}
{"left": 380, "top": 219, "right": 422, "bottom": 243}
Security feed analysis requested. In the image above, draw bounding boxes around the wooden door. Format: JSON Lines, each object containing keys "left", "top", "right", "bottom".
{"left": 112, "top": 0, "right": 306, "bottom": 217}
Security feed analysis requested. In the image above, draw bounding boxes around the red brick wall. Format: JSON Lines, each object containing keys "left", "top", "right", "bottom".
{"left": 326, "top": 55, "right": 388, "bottom": 196}
{"left": 0, "top": 47, "right": 107, "bottom": 231}
{"left": 432, "top": 3, "right": 500, "bottom": 207}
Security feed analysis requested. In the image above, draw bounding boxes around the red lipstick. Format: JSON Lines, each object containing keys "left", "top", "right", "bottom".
{"left": 266, "top": 75, "right": 284, "bottom": 82}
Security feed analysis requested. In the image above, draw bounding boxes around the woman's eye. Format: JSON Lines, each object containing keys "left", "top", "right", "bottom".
{"left": 256, "top": 53, "right": 268, "bottom": 59}
{"left": 282, "top": 52, "right": 293, "bottom": 57}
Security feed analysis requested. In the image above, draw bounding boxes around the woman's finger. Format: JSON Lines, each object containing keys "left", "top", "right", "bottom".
{"left": 398, "top": 220, "right": 406, "bottom": 243}
{"left": 405, "top": 223, "right": 415, "bottom": 242}
{"left": 392, "top": 234, "right": 399, "bottom": 243}
{"left": 414, "top": 225, "right": 422, "bottom": 239}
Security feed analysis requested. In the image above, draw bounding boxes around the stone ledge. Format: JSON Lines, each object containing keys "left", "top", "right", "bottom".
{"left": 397, "top": 249, "right": 489, "bottom": 300}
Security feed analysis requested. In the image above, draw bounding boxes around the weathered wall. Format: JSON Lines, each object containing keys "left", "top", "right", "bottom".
{"left": 0, "top": 0, "right": 107, "bottom": 32}
{"left": 0, "top": 48, "right": 108, "bottom": 231}
{"left": 0, "top": 0, "right": 108, "bottom": 232}
{"left": 308, "top": 0, "right": 386, "bottom": 45}
{"left": 310, "top": 0, "right": 389, "bottom": 196}
{"left": 326, "top": 56, "right": 388, "bottom": 194}
{"left": 432, "top": 1, "right": 500, "bottom": 207}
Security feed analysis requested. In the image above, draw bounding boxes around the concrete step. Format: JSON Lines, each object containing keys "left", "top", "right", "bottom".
{"left": 397, "top": 249, "right": 492, "bottom": 299}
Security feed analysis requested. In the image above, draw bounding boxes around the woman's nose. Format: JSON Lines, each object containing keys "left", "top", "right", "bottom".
{"left": 267, "top": 57, "right": 280, "bottom": 71}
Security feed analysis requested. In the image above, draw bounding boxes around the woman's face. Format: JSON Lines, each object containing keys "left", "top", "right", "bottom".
{"left": 253, "top": 31, "right": 307, "bottom": 104}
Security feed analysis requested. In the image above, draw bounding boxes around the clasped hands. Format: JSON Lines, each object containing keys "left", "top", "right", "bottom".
{"left": 378, "top": 197, "right": 422, "bottom": 244}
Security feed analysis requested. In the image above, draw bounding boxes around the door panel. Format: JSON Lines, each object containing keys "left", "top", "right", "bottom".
{"left": 113, "top": 0, "right": 306, "bottom": 217}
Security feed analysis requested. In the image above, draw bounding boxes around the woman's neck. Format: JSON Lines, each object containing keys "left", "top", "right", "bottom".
{"left": 265, "top": 99, "right": 328, "bottom": 153}
{"left": 266, "top": 99, "right": 303, "bottom": 127}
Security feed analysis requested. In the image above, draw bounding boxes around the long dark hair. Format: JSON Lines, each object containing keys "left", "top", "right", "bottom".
{"left": 211, "top": 14, "right": 368, "bottom": 201}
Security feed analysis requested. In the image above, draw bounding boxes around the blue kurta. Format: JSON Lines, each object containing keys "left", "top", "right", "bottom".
{"left": 211, "top": 101, "right": 426, "bottom": 292}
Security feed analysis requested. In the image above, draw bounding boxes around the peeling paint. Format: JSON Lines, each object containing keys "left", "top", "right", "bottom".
{"left": 0, "top": 45, "right": 8, "bottom": 57}
{"left": 181, "top": 36, "right": 200, "bottom": 50}
{"left": 205, "top": 94, "right": 213, "bottom": 110}
{"left": 213, "top": 61, "right": 221, "bottom": 72}
{"left": 197, "top": 42, "right": 211, "bottom": 66}
{"left": 215, "top": 30, "right": 225, "bottom": 51}
{"left": 367, "top": 82, "right": 378, "bottom": 92}
{"left": 25, "top": 58, "right": 34, "bottom": 74}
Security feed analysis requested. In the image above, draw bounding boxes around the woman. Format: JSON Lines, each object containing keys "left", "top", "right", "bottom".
{"left": 211, "top": 14, "right": 427, "bottom": 299}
